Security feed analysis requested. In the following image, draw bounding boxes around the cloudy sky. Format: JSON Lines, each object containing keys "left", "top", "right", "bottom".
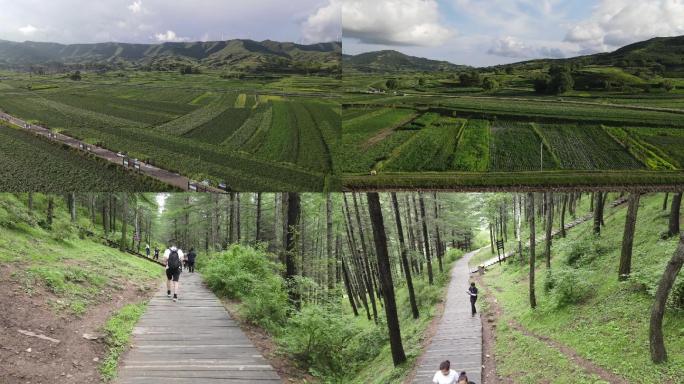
{"left": 0, "top": 0, "right": 340, "bottom": 45}
{"left": 343, "top": 0, "right": 684, "bottom": 66}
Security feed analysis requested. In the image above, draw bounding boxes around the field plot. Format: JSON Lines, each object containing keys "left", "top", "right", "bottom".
{"left": 451, "top": 119, "right": 490, "bottom": 172}
{"left": 0, "top": 123, "right": 168, "bottom": 191}
{"left": 382, "top": 117, "right": 464, "bottom": 171}
{"left": 626, "top": 128, "right": 684, "bottom": 168}
{"left": 341, "top": 107, "right": 418, "bottom": 172}
{"left": 489, "top": 122, "right": 557, "bottom": 172}
{"left": 538, "top": 124, "right": 643, "bottom": 170}
{"left": 0, "top": 72, "right": 338, "bottom": 191}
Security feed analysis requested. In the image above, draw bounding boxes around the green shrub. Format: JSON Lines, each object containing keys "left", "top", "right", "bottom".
{"left": 544, "top": 269, "right": 556, "bottom": 293}
{"left": 550, "top": 267, "right": 591, "bottom": 308}
{"left": 199, "top": 244, "right": 287, "bottom": 331}
{"left": 563, "top": 238, "right": 607, "bottom": 267}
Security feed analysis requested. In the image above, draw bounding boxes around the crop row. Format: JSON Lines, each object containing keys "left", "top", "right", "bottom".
{"left": 184, "top": 107, "right": 252, "bottom": 143}
{"left": 155, "top": 93, "right": 237, "bottom": 135}
{"left": 451, "top": 119, "right": 490, "bottom": 172}
{"left": 0, "top": 123, "right": 168, "bottom": 192}
{"left": 490, "top": 121, "right": 557, "bottom": 172}
{"left": 626, "top": 128, "right": 684, "bottom": 169}
{"left": 537, "top": 124, "right": 643, "bottom": 170}
{"left": 383, "top": 117, "right": 464, "bottom": 171}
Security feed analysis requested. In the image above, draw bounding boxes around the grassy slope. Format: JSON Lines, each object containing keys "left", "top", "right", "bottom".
{"left": 0, "top": 194, "right": 161, "bottom": 380}
{"left": 483, "top": 193, "right": 683, "bottom": 383}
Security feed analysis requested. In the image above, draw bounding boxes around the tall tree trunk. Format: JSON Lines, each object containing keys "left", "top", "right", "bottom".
{"left": 68, "top": 192, "right": 77, "bottom": 222}
{"left": 619, "top": 193, "right": 640, "bottom": 281}
{"left": 120, "top": 195, "right": 128, "bottom": 252}
{"left": 236, "top": 193, "right": 241, "bottom": 243}
{"left": 391, "top": 193, "right": 419, "bottom": 319}
{"left": 544, "top": 192, "right": 554, "bottom": 269}
{"left": 593, "top": 191, "right": 603, "bottom": 235}
{"left": 432, "top": 193, "right": 443, "bottom": 273}
{"left": 285, "top": 192, "right": 301, "bottom": 310}
{"left": 47, "top": 195, "right": 54, "bottom": 229}
{"left": 326, "top": 193, "right": 334, "bottom": 290}
{"left": 351, "top": 193, "right": 378, "bottom": 322}
{"left": 255, "top": 192, "right": 262, "bottom": 242}
{"left": 418, "top": 192, "right": 434, "bottom": 285}
{"left": 662, "top": 193, "right": 669, "bottom": 211}
{"left": 667, "top": 192, "right": 682, "bottom": 237}
{"left": 516, "top": 194, "right": 523, "bottom": 264}
{"left": 528, "top": 193, "right": 537, "bottom": 309}
{"left": 103, "top": 195, "right": 110, "bottom": 235}
{"left": 28, "top": 192, "right": 34, "bottom": 214}
{"left": 229, "top": 192, "right": 235, "bottom": 244}
{"left": 341, "top": 257, "right": 358, "bottom": 316}
{"left": 649, "top": 232, "right": 684, "bottom": 363}
{"left": 560, "top": 194, "right": 567, "bottom": 238}
{"left": 366, "top": 192, "right": 406, "bottom": 366}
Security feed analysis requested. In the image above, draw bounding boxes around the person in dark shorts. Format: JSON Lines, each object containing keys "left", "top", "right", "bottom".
{"left": 187, "top": 248, "right": 197, "bottom": 273}
{"left": 163, "top": 244, "right": 184, "bottom": 302}
{"left": 467, "top": 282, "right": 478, "bottom": 316}
{"left": 145, "top": 244, "right": 150, "bottom": 258}
{"left": 153, "top": 246, "right": 160, "bottom": 261}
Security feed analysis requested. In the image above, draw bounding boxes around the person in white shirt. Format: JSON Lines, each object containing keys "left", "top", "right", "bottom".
{"left": 163, "top": 245, "right": 184, "bottom": 302}
{"left": 433, "top": 360, "right": 458, "bottom": 384}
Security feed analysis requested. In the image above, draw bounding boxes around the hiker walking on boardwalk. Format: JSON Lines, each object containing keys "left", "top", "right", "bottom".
{"left": 187, "top": 247, "right": 197, "bottom": 273}
{"left": 153, "top": 246, "right": 160, "bottom": 261}
{"left": 433, "top": 360, "right": 458, "bottom": 384}
{"left": 163, "top": 243, "right": 184, "bottom": 302}
{"left": 467, "top": 282, "right": 478, "bottom": 316}
{"left": 145, "top": 243, "right": 150, "bottom": 258}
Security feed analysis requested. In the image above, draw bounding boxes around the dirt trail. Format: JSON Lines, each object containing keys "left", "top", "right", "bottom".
{"left": 477, "top": 276, "right": 629, "bottom": 384}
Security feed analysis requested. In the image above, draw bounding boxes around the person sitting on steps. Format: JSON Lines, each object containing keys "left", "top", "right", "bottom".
{"left": 433, "top": 360, "right": 458, "bottom": 384}
{"left": 163, "top": 243, "right": 184, "bottom": 302}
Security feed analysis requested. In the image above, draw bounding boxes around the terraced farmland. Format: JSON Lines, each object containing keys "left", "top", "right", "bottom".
{"left": 489, "top": 122, "right": 558, "bottom": 172}
{"left": 0, "top": 71, "right": 339, "bottom": 191}
{"left": 537, "top": 124, "right": 643, "bottom": 170}
{"left": 0, "top": 123, "right": 169, "bottom": 191}
{"left": 627, "top": 128, "right": 684, "bottom": 168}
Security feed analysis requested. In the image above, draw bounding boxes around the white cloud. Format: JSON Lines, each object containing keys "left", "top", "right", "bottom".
{"left": 488, "top": 36, "right": 566, "bottom": 59}
{"left": 128, "top": 0, "right": 144, "bottom": 14}
{"left": 154, "top": 30, "right": 189, "bottom": 42}
{"left": 565, "top": 0, "right": 684, "bottom": 53}
{"left": 343, "top": 0, "right": 454, "bottom": 46}
{"left": 301, "top": 0, "right": 341, "bottom": 43}
{"left": 18, "top": 24, "right": 38, "bottom": 35}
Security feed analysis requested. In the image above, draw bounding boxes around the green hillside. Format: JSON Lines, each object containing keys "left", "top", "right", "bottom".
{"left": 0, "top": 39, "right": 341, "bottom": 74}
{"left": 0, "top": 193, "right": 162, "bottom": 382}
{"left": 480, "top": 193, "right": 684, "bottom": 383}
{"left": 343, "top": 50, "right": 469, "bottom": 73}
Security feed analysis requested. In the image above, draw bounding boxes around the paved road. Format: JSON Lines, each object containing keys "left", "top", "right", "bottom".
{"left": 412, "top": 250, "right": 482, "bottom": 384}
{"left": 0, "top": 112, "right": 223, "bottom": 192}
{"left": 116, "top": 273, "right": 281, "bottom": 384}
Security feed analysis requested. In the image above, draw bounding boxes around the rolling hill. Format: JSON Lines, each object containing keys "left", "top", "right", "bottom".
{"left": 0, "top": 39, "right": 341, "bottom": 73}
{"left": 342, "top": 50, "right": 469, "bottom": 72}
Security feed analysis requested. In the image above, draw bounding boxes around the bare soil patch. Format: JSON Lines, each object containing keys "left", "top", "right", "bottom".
{"left": 0, "top": 263, "right": 156, "bottom": 384}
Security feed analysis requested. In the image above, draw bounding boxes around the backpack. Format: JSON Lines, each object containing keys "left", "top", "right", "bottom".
{"left": 168, "top": 250, "right": 181, "bottom": 270}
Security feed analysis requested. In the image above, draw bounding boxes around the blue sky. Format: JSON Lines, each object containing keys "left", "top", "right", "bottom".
{"left": 0, "top": 0, "right": 341, "bottom": 45}
{"left": 343, "top": 0, "right": 684, "bottom": 66}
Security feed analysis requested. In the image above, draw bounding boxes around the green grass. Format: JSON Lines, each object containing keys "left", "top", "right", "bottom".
{"left": 483, "top": 193, "right": 684, "bottom": 383}
{"left": 100, "top": 303, "right": 147, "bottom": 381}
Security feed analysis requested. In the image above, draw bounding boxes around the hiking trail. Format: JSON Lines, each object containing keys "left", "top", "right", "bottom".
{"left": 116, "top": 272, "right": 281, "bottom": 384}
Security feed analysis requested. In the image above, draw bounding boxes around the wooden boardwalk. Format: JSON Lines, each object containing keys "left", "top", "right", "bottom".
{"left": 116, "top": 272, "right": 281, "bottom": 384}
{"left": 412, "top": 250, "right": 482, "bottom": 384}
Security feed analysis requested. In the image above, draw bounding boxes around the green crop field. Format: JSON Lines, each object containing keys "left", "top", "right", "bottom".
{"left": 0, "top": 70, "right": 339, "bottom": 191}
{"left": 0, "top": 122, "right": 169, "bottom": 191}
{"left": 341, "top": 61, "right": 684, "bottom": 188}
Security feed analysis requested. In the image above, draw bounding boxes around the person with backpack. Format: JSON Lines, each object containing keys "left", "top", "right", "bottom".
{"left": 187, "top": 248, "right": 197, "bottom": 273}
{"left": 163, "top": 244, "right": 184, "bottom": 302}
{"left": 145, "top": 244, "right": 150, "bottom": 258}
{"left": 467, "top": 282, "right": 478, "bottom": 316}
{"left": 153, "top": 246, "right": 160, "bottom": 261}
